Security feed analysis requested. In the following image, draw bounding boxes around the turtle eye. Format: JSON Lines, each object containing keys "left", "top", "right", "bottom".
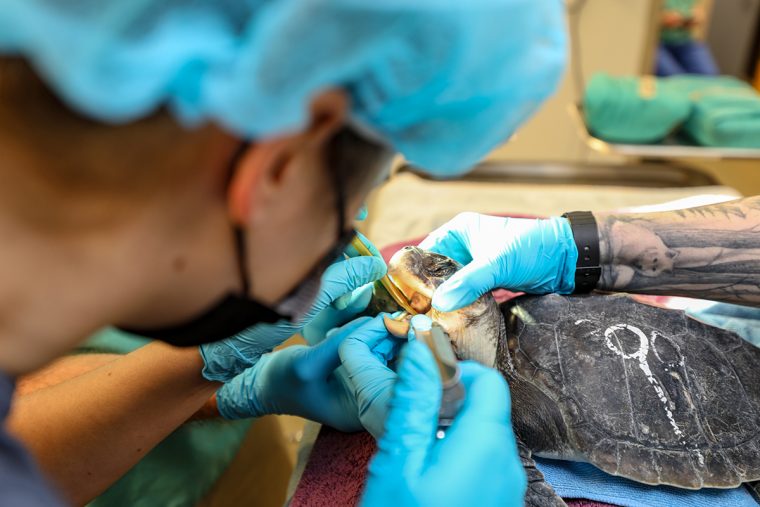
{"left": 423, "top": 253, "right": 457, "bottom": 277}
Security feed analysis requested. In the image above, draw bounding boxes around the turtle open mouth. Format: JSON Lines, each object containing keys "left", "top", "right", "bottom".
{"left": 387, "top": 249, "right": 437, "bottom": 315}
{"left": 387, "top": 273, "right": 432, "bottom": 314}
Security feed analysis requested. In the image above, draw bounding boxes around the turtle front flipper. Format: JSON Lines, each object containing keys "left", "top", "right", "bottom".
{"left": 518, "top": 439, "right": 566, "bottom": 507}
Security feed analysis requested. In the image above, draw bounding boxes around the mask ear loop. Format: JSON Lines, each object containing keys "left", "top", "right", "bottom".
{"left": 226, "top": 142, "right": 253, "bottom": 296}
{"left": 233, "top": 226, "right": 251, "bottom": 296}
{"left": 327, "top": 133, "right": 348, "bottom": 242}
{"left": 228, "top": 135, "right": 350, "bottom": 303}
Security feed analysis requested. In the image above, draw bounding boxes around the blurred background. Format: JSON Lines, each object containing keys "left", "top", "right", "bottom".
{"left": 481, "top": 0, "right": 760, "bottom": 193}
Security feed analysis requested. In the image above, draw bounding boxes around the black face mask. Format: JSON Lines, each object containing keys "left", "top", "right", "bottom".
{"left": 118, "top": 143, "right": 356, "bottom": 347}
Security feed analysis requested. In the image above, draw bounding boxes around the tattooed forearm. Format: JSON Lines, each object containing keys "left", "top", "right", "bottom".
{"left": 594, "top": 196, "right": 760, "bottom": 306}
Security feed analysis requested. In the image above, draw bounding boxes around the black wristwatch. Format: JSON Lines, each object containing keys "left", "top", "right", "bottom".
{"left": 561, "top": 211, "right": 601, "bottom": 293}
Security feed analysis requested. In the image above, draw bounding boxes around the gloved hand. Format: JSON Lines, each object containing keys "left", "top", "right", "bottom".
{"left": 336, "top": 315, "right": 403, "bottom": 438}
{"left": 419, "top": 212, "right": 577, "bottom": 312}
{"left": 360, "top": 339, "right": 526, "bottom": 507}
{"left": 302, "top": 231, "right": 384, "bottom": 345}
{"left": 201, "top": 242, "right": 386, "bottom": 382}
{"left": 215, "top": 316, "right": 380, "bottom": 430}
{"left": 336, "top": 314, "right": 461, "bottom": 439}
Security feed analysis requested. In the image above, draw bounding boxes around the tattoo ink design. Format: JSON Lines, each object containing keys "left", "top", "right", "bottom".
{"left": 595, "top": 197, "right": 760, "bottom": 305}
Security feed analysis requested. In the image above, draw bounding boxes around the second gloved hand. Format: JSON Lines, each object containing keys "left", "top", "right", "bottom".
{"left": 419, "top": 212, "right": 577, "bottom": 312}
{"left": 215, "top": 316, "right": 382, "bottom": 430}
{"left": 360, "top": 340, "right": 526, "bottom": 507}
{"left": 201, "top": 249, "right": 386, "bottom": 382}
{"left": 336, "top": 315, "right": 402, "bottom": 438}
{"left": 301, "top": 231, "right": 384, "bottom": 346}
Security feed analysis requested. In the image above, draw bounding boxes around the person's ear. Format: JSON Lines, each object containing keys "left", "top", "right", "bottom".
{"left": 226, "top": 89, "right": 349, "bottom": 226}
{"left": 303, "top": 88, "right": 349, "bottom": 148}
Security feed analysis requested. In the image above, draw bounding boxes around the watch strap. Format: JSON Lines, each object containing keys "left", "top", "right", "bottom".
{"left": 561, "top": 211, "right": 601, "bottom": 293}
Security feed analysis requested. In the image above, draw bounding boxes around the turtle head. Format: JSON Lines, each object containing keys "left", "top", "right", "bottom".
{"left": 386, "top": 246, "right": 502, "bottom": 367}
{"left": 387, "top": 246, "right": 461, "bottom": 314}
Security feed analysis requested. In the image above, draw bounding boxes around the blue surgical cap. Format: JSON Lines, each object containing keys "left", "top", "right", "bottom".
{"left": 0, "top": 0, "right": 566, "bottom": 176}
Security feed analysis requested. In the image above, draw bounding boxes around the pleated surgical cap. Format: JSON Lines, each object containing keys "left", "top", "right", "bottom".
{"left": 0, "top": 0, "right": 566, "bottom": 175}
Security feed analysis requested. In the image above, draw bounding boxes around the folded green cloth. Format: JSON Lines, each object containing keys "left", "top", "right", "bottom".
{"left": 584, "top": 73, "right": 691, "bottom": 143}
{"left": 668, "top": 76, "right": 760, "bottom": 149}
{"left": 82, "top": 328, "right": 252, "bottom": 507}
{"left": 585, "top": 73, "right": 760, "bottom": 149}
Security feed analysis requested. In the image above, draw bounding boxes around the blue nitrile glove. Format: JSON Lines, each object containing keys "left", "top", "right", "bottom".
{"left": 336, "top": 314, "right": 405, "bottom": 438}
{"left": 419, "top": 212, "right": 578, "bottom": 312}
{"left": 216, "top": 316, "right": 380, "bottom": 430}
{"left": 360, "top": 340, "right": 526, "bottom": 507}
{"left": 201, "top": 251, "right": 386, "bottom": 382}
{"left": 336, "top": 314, "right": 444, "bottom": 438}
{"left": 303, "top": 231, "right": 384, "bottom": 346}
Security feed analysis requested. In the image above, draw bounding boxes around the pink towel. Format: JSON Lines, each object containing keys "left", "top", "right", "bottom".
{"left": 290, "top": 428, "right": 375, "bottom": 506}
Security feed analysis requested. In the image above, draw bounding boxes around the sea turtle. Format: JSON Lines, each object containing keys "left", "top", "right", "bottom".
{"left": 378, "top": 245, "right": 760, "bottom": 507}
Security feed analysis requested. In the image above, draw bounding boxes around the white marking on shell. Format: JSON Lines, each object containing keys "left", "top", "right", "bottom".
{"left": 603, "top": 324, "right": 707, "bottom": 469}
{"left": 604, "top": 324, "right": 685, "bottom": 439}
{"left": 650, "top": 331, "right": 664, "bottom": 363}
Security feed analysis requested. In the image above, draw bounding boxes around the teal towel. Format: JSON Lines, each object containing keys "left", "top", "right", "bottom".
{"left": 584, "top": 73, "right": 691, "bottom": 143}
{"left": 667, "top": 75, "right": 760, "bottom": 149}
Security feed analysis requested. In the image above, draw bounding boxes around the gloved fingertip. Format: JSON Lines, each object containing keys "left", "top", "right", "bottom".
{"left": 357, "top": 230, "right": 382, "bottom": 253}
{"left": 346, "top": 283, "right": 375, "bottom": 313}
{"left": 215, "top": 380, "right": 253, "bottom": 421}
{"left": 333, "top": 292, "right": 352, "bottom": 310}
{"left": 431, "top": 261, "right": 495, "bottom": 311}
{"left": 369, "top": 257, "right": 389, "bottom": 278}
{"left": 431, "top": 287, "right": 472, "bottom": 313}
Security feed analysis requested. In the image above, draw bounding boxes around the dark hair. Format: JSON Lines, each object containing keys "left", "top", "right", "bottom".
{"left": 325, "top": 125, "right": 393, "bottom": 202}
